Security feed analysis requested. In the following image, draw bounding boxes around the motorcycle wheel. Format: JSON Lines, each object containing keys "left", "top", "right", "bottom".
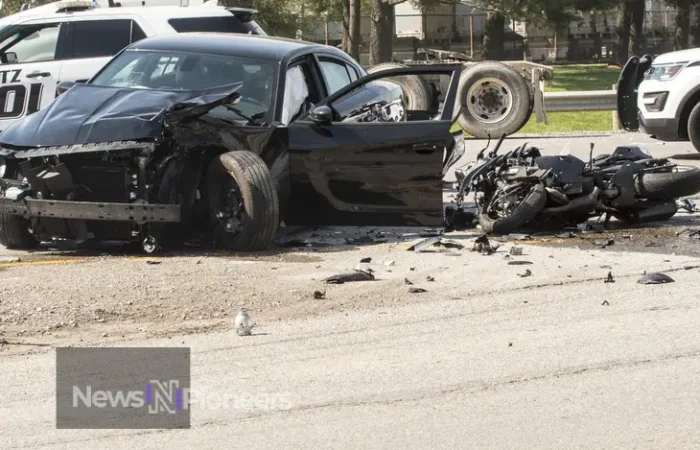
{"left": 634, "top": 165, "right": 700, "bottom": 200}
{"left": 479, "top": 183, "right": 547, "bottom": 235}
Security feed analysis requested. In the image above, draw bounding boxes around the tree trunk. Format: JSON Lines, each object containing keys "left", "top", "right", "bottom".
{"left": 591, "top": 12, "right": 603, "bottom": 60}
{"left": 615, "top": 1, "right": 632, "bottom": 64}
{"left": 341, "top": 0, "right": 350, "bottom": 53}
{"left": 349, "top": 0, "right": 361, "bottom": 61}
{"left": 369, "top": 0, "right": 394, "bottom": 65}
{"left": 628, "top": 0, "right": 645, "bottom": 58}
{"left": 483, "top": 11, "right": 504, "bottom": 60}
{"left": 674, "top": 2, "right": 690, "bottom": 50}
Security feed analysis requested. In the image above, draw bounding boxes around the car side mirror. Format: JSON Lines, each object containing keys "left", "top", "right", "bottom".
{"left": 4, "top": 52, "right": 17, "bottom": 64}
{"left": 309, "top": 106, "right": 333, "bottom": 126}
{"left": 56, "top": 81, "right": 76, "bottom": 96}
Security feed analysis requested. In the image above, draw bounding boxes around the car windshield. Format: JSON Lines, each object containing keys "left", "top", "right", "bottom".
{"left": 90, "top": 50, "right": 276, "bottom": 120}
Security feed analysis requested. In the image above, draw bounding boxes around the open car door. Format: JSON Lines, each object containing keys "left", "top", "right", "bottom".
{"left": 286, "top": 65, "right": 463, "bottom": 227}
{"left": 617, "top": 54, "right": 653, "bottom": 131}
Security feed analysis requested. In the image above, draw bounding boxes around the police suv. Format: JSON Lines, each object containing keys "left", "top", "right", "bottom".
{"left": 0, "top": 0, "right": 264, "bottom": 132}
{"left": 618, "top": 49, "right": 700, "bottom": 152}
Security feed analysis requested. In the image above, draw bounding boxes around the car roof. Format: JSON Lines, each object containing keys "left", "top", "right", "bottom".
{"left": 128, "top": 33, "right": 344, "bottom": 62}
{"left": 0, "top": 3, "right": 239, "bottom": 27}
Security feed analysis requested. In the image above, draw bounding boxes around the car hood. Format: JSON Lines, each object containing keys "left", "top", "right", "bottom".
{"left": 0, "top": 82, "right": 242, "bottom": 149}
{"left": 652, "top": 48, "right": 700, "bottom": 65}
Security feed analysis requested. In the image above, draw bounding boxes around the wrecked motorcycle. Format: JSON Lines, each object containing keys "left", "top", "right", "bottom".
{"left": 454, "top": 134, "right": 700, "bottom": 234}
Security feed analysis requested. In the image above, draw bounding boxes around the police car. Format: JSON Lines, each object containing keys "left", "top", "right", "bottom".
{"left": 618, "top": 49, "right": 700, "bottom": 152}
{"left": 0, "top": 0, "right": 264, "bottom": 132}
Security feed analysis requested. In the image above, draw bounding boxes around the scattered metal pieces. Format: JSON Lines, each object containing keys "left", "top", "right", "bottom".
{"left": 408, "top": 286, "right": 427, "bottom": 293}
{"left": 577, "top": 222, "right": 604, "bottom": 232}
{"left": 404, "top": 278, "right": 413, "bottom": 285}
{"left": 384, "top": 260, "right": 396, "bottom": 266}
{"left": 313, "top": 290, "right": 326, "bottom": 299}
{"left": 146, "top": 260, "right": 161, "bottom": 265}
{"left": 507, "top": 260, "right": 533, "bottom": 266}
{"left": 621, "top": 234, "right": 632, "bottom": 239}
{"left": 604, "top": 272, "right": 615, "bottom": 283}
{"left": 507, "top": 233, "right": 532, "bottom": 241}
{"left": 235, "top": 309, "right": 254, "bottom": 336}
{"left": 509, "top": 246, "right": 523, "bottom": 256}
{"left": 324, "top": 269, "right": 375, "bottom": 284}
{"left": 360, "top": 257, "right": 372, "bottom": 263}
{"left": 594, "top": 239, "right": 614, "bottom": 248}
{"left": 556, "top": 232, "right": 576, "bottom": 239}
{"left": 637, "top": 272, "right": 674, "bottom": 285}
{"left": 407, "top": 236, "right": 464, "bottom": 253}
{"left": 410, "top": 267, "right": 415, "bottom": 271}
{"left": 472, "top": 235, "right": 499, "bottom": 255}
{"left": 600, "top": 265, "right": 612, "bottom": 269}
{"left": 426, "top": 276, "right": 435, "bottom": 282}
{"left": 602, "top": 300, "right": 610, "bottom": 306}
{"left": 517, "top": 269, "right": 532, "bottom": 278}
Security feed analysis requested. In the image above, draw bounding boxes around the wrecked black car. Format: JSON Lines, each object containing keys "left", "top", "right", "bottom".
{"left": 0, "top": 33, "right": 465, "bottom": 252}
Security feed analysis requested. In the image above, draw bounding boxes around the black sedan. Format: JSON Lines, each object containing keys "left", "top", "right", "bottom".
{"left": 0, "top": 33, "right": 464, "bottom": 252}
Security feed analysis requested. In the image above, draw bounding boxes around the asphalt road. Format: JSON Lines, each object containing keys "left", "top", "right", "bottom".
{"left": 3, "top": 132, "right": 700, "bottom": 449}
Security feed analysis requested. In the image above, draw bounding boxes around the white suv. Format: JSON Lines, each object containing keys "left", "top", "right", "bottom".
{"left": 0, "top": 0, "right": 264, "bottom": 132}
{"left": 618, "top": 48, "right": 700, "bottom": 152}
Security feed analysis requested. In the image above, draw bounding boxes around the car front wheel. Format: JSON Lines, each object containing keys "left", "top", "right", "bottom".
{"left": 206, "top": 150, "right": 279, "bottom": 251}
{"left": 687, "top": 102, "right": 700, "bottom": 153}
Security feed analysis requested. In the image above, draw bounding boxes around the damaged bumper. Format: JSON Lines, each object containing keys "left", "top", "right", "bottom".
{"left": 0, "top": 197, "right": 181, "bottom": 223}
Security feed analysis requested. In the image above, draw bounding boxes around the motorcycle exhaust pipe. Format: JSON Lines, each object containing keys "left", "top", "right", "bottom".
{"left": 541, "top": 187, "right": 601, "bottom": 215}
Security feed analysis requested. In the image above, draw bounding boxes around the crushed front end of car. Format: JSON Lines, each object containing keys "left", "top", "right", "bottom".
{"left": 0, "top": 82, "right": 244, "bottom": 252}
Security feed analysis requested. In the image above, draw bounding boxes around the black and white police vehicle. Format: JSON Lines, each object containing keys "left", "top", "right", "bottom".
{"left": 0, "top": 0, "right": 264, "bottom": 132}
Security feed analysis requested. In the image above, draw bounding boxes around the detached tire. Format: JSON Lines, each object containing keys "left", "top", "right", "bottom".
{"left": 479, "top": 183, "right": 546, "bottom": 235}
{"left": 0, "top": 213, "right": 38, "bottom": 249}
{"left": 688, "top": 102, "right": 700, "bottom": 153}
{"left": 634, "top": 165, "right": 700, "bottom": 200}
{"left": 456, "top": 61, "right": 532, "bottom": 138}
{"left": 206, "top": 151, "right": 279, "bottom": 251}
{"left": 366, "top": 62, "right": 433, "bottom": 111}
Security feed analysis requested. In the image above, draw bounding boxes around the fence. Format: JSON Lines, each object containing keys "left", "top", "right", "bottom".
{"left": 308, "top": 7, "right": 690, "bottom": 64}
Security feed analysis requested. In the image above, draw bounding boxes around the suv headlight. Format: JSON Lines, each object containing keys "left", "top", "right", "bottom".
{"left": 646, "top": 63, "right": 686, "bottom": 81}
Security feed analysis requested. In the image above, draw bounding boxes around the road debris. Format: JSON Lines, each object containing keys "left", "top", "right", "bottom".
{"left": 384, "top": 260, "right": 396, "bottom": 266}
{"left": 602, "top": 300, "right": 610, "bottom": 306}
{"left": 594, "top": 239, "right": 614, "bottom": 248}
{"left": 604, "top": 272, "right": 615, "bottom": 283}
{"left": 507, "top": 260, "right": 533, "bottom": 266}
{"left": 404, "top": 278, "right": 413, "bottom": 285}
{"left": 556, "top": 232, "right": 576, "bottom": 239}
{"left": 637, "top": 272, "right": 675, "bottom": 285}
{"left": 678, "top": 199, "right": 697, "bottom": 213}
{"left": 507, "top": 233, "right": 533, "bottom": 241}
{"left": 509, "top": 246, "right": 523, "bottom": 256}
{"left": 235, "top": 308, "right": 254, "bottom": 336}
{"left": 324, "top": 269, "right": 375, "bottom": 284}
{"left": 426, "top": 276, "right": 435, "bottom": 282}
{"left": 146, "top": 260, "right": 161, "bottom": 265}
{"left": 360, "top": 257, "right": 372, "bottom": 263}
{"left": 408, "top": 286, "right": 427, "bottom": 293}
{"left": 408, "top": 237, "right": 464, "bottom": 253}
{"left": 313, "top": 290, "right": 326, "bottom": 299}
{"left": 472, "top": 235, "right": 499, "bottom": 255}
{"left": 517, "top": 269, "right": 532, "bottom": 278}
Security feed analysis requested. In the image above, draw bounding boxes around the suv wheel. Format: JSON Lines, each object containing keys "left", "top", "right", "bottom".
{"left": 687, "top": 102, "right": 700, "bottom": 153}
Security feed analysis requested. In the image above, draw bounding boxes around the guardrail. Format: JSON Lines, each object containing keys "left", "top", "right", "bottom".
{"left": 543, "top": 90, "right": 617, "bottom": 112}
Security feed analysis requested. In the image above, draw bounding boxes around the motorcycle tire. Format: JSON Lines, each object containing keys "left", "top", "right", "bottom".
{"left": 634, "top": 165, "right": 700, "bottom": 200}
{"left": 479, "top": 183, "right": 547, "bottom": 235}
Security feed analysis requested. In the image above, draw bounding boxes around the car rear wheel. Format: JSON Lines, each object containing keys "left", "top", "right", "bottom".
{"left": 206, "top": 151, "right": 279, "bottom": 251}
{"left": 0, "top": 213, "right": 38, "bottom": 250}
{"left": 687, "top": 102, "right": 700, "bottom": 153}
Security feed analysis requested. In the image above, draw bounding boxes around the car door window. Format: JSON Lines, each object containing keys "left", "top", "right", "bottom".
{"left": 319, "top": 59, "right": 352, "bottom": 95}
{"left": 69, "top": 19, "right": 144, "bottom": 59}
{"left": 0, "top": 23, "right": 61, "bottom": 63}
